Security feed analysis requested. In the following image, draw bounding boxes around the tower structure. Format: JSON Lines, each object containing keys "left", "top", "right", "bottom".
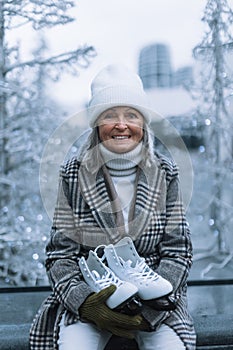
{"left": 138, "top": 43, "right": 172, "bottom": 89}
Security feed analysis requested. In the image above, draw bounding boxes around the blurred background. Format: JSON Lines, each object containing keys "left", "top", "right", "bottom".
{"left": 0, "top": 0, "right": 233, "bottom": 287}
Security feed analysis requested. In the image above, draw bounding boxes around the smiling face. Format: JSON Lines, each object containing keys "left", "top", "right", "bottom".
{"left": 97, "top": 106, "right": 144, "bottom": 153}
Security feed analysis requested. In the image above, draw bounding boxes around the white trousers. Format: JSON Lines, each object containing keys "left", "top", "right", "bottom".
{"left": 58, "top": 315, "right": 185, "bottom": 350}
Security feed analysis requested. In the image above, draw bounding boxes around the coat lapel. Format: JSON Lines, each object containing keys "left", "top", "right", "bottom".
{"left": 77, "top": 162, "right": 123, "bottom": 244}
{"left": 128, "top": 158, "right": 167, "bottom": 240}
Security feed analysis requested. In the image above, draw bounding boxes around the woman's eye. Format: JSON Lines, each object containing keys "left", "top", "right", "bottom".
{"left": 103, "top": 114, "right": 114, "bottom": 120}
{"left": 127, "top": 113, "right": 138, "bottom": 119}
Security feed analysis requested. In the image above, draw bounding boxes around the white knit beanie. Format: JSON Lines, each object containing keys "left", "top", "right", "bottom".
{"left": 88, "top": 64, "right": 151, "bottom": 127}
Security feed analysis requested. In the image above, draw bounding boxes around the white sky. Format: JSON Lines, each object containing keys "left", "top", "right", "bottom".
{"left": 43, "top": 0, "right": 210, "bottom": 111}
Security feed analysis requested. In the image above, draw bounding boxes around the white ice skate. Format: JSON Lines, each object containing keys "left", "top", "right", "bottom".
{"left": 79, "top": 248, "right": 141, "bottom": 314}
{"left": 104, "top": 237, "right": 174, "bottom": 309}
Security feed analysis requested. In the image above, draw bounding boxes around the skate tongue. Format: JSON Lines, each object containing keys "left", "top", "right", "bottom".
{"left": 134, "top": 258, "right": 151, "bottom": 273}
{"left": 120, "top": 258, "right": 133, "bottom": 268}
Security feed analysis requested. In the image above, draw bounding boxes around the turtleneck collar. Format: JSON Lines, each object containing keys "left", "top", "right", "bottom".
{"left": 99, "top": 142, "right": 143, "bottom": 176}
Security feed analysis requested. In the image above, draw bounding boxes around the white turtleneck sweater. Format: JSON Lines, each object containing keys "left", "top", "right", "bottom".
{"left": 99, "top": 143, "right": 143, "bottom": 232}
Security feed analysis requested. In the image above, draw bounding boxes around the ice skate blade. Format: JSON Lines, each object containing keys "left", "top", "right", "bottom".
{"left": 113, "top": 296, "right": 142, "bottom": 315}
{"left": 143, "top": 293, "right": 177, "bottom": 311}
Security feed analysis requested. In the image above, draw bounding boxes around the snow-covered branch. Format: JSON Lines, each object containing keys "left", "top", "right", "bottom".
{"left": 3, "top": 0, "right": 75, "bottom": 29}
{"left": 5, "top": 46, "right": 96, "bottom": 73}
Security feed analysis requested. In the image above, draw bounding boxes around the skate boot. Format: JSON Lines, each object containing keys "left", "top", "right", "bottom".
{"left": 79, "top": 248, "right": 142, "bottom": 315}
{"left": 104, "top": 237, "right": 176, "bottom": 311}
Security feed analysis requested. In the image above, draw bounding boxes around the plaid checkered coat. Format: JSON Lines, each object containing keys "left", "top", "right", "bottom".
{"left": 30, "top": 143, "right": 196, "bottom": 349}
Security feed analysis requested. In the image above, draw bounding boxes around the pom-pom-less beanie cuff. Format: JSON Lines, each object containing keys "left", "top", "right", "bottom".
{"left": 88, "top": 85, "right": 151, "bottom": 127}
{"left": 87, "top": 64, "right": 152, "bottom": 127}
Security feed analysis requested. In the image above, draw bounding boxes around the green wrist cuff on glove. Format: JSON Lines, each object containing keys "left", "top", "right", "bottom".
{"left": 79, "top": 285, "right": 143, "bottom": 339}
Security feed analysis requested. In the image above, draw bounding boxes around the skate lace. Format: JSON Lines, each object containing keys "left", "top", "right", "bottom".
{"left": 94, "top": 245, "right": 107, "bottom": 262}
{"left": 92, "top": 269, "right": 122, "bottom": 289}
{"left": 120, "top": 257, "right": 159, "bottom": 282}
{"left": 93, "top": 245, "right": 122, "bottom": 288}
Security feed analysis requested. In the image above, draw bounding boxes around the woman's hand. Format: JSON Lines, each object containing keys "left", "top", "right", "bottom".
{"left": 79, "top": 285, "right": 143, "bottom": 338}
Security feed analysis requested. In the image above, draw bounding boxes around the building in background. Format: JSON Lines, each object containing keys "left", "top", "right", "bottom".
{"left": 138, "top": 43, "right": 172, "bottom": 88}
{"left": 138, "top": 43, "right": 204, "bottom": 149}
{"left": 138, "top": 43, "right": 193, "bottom": 89}
{"left": 172, "top": 66, "right": 193, "bottom": 87}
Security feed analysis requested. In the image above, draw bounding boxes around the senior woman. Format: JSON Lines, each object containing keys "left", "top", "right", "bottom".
{"left": 30, "top": 64, "right": 196, "bottom": 350}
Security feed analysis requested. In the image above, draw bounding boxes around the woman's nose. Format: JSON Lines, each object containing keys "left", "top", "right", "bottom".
{"left": 114, "top": 122, "right": 128, "bottom": 130}
{"left": 114, "top": 116, "right": 128, "bottom": 129}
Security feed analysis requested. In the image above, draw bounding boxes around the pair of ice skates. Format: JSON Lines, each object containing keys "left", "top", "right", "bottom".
{"left": 79, "top": 237, "right": 176, "bottom": 315}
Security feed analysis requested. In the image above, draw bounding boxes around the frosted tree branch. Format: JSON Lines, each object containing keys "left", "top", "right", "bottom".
{"left": 5, "top": 46, "right": 96, "bottom": 73}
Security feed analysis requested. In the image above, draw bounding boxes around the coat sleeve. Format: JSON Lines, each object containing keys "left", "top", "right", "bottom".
{"left": 45, "top": 161, "right": 93, "bottom": 316}
{"left": 156, "top": 160, "right": 193, "bottom": 293}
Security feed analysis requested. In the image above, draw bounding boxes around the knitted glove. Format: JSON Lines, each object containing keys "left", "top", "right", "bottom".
{"left": 79, "top": 285, "right": 142, "bottom": 339}
{"left": 137, "top": 316, "right": 151, "bottom": 331}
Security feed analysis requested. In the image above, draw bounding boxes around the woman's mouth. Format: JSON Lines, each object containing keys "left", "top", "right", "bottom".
{"left": 112, "top": 135, "right": 131, "bottom": 139}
